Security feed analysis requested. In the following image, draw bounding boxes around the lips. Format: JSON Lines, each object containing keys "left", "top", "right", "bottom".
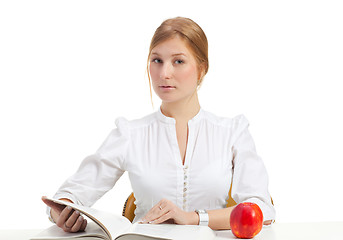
{"left": 160, "top": 86, "right": 175, "bottom": 88}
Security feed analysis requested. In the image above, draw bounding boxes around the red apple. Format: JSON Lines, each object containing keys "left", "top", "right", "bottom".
{"left": 230, "top": 202, "right": 263, "bottom": 239}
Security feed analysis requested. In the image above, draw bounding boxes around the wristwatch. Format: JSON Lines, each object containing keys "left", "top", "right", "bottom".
{"left": 195, "top": 209, "right": 209, "bottom": 226}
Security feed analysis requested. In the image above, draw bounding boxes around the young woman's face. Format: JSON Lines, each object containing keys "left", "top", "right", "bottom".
{"left": 149, "top": 36, "right": 200, "bottom": 104}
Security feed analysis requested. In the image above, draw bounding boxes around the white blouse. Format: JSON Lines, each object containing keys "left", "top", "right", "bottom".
{"left": 52, "top": 108, "right": 276, "bottom": 223}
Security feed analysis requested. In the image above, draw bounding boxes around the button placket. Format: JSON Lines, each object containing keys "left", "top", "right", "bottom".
{"left": 182, "top": 165, "right": 189, "bottom": 210}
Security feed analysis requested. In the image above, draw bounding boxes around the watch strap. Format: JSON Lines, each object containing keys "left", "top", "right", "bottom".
{"left": 195, "top": 209, "right": 209, "bottom": 226}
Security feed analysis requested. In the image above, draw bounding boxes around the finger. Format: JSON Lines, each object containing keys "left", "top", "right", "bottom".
{"left": 141, "top": 199, "right": 169, "bottom": 223}
{"left": 56, "top": 206, "right": 73, "bottom": 229}
{"left": 42, "top": 196, "right": 65, "bottom": 213}
{"left": 64, "top": 210, "right": 81, "bottom": 231}
{"left": 145, "top": 205, "right": 170, "bottom": 223}
{"left": 159, "top": 202, "right": 168, "bottom": 212}
{"left": 80, "top": 218, "right": 87, "bottom": 231}
{"left": 264, "top": 220, "right": 272, "bottom": 225}
{"left": 70, "top": 215, "right": 84, "bottom": 232}
{"left": 142, "top": 207, "right": 162, "bottom": 223}
{"left": 141, "top": 207, "right": 158, "bottom": 223}
{"left": 151, "top": 211, "right": 173, "bottom": 224}
{"left": 144, "top": 199, "right": 168, "bottom": 218}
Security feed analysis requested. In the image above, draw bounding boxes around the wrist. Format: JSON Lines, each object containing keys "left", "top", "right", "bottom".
{"left": 187, "top": 211, "right": 200, "bottom": 225}
{"left": 195, "top": 209, "right": 209, "bottom": 226}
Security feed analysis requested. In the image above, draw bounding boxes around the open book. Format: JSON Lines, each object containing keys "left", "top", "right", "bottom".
{"left": 31, "top": 197, "right": 216, "bottom": 240}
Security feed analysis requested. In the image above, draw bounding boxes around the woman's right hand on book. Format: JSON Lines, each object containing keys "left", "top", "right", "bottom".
{"left": 42, "top": 196, "right": 87, "bottom": 233}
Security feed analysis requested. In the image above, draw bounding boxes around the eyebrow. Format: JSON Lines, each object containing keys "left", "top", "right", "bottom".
{"left": 150, "top": 52, "right": 187, "bottom": 57}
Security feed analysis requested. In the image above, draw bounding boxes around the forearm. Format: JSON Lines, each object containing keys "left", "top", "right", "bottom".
{"left": 207, "top": 206, "right": 235, "bottom": 230}
{"left": 185, "top": 206, "right": 235, "bottom": 230}
{"left": 188, "top": 206, "right": 272, "bottom": 230}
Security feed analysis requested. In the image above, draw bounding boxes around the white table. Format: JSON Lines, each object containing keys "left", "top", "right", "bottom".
{"left": 215, "top": 222, "right": 343, "bottom": 240}
{"left": 1, "top": 222, "right": 343, "bottom": 240}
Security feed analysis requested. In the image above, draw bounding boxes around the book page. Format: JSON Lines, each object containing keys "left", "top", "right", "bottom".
{"left": 31, "top": 222, "right": 107, "bottom": 240}
{"left": 45, "top": 197, "right": 132, "bottom": 240}
{"left": 116, "top": 223, "right": 216, "bottom": 240}
{"left": 41, "top": 198, "right": 216, "bottom": 240}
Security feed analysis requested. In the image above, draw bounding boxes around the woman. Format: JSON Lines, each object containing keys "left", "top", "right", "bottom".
{"left": 43, "top": 17, "right": 275, "bottom": 232}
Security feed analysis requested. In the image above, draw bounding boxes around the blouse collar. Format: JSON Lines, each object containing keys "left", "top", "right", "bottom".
{"left": 157, "top": 107, "right": 204, "bottom": 125}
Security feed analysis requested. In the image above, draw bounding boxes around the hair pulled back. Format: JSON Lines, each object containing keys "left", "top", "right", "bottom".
{"left": 147, "top": 17, "right": 209, "bottom": 104}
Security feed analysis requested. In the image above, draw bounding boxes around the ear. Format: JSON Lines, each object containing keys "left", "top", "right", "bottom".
{"left": 197, "top": 62, "right": 207, "bottom": 83}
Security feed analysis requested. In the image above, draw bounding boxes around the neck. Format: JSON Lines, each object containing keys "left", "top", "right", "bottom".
{"left": 160, "top": 91, "right": 201, "bottom": 123}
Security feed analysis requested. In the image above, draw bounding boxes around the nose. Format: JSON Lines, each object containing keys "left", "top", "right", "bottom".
{"left": 160, "top": 62, "right": 172, "bottom": 79}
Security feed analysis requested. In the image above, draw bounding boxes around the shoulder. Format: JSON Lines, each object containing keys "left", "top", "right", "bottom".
{"left": 100, "top": 112, "right": 158, "bottom": 148}
{"left": 201, "top": 109, "right": 249, "bottom": 130}
{"left": 201, "top": 110, "right": 251, "bottom": 145}
{"left": 114, "top": 111, "right": 158, "bottom": 131}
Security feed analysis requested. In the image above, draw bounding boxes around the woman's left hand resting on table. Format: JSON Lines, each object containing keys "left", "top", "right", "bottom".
{"left": 140, "top": 198, "right": 273, "bottom": 229}
{"left": 140, "top": 199, "right": 199, "bottom": 225}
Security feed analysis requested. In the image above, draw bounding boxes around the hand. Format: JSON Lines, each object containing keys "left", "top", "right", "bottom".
{"left": 140, "top": 198, "right": 198, "bottom": 225}
{"left": 264, "top": 220, "right": 273, "bottom": 225}
{"left": 42, "top": 196, "right": 87, "bottom": 232}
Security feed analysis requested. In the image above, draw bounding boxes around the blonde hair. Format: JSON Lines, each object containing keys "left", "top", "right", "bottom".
{"left": 147, "top": 17, "right": 209, "bottom": 106}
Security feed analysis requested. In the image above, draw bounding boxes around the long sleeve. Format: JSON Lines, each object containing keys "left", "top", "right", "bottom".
{"left": 52, "top": 117, "right": 130, "bottom": 207}
{"left": 231, "top": 115, "right": 276, "bottom": 221}
{"left": 47, "top": 109, "right": 276, "bottom": 223}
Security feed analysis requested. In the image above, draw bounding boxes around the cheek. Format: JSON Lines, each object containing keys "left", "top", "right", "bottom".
{"left": 177, "top": 65, "right": 198, "bottom": 85}
{"left": 149, "top": 65, "right": 159, "bottom": 84}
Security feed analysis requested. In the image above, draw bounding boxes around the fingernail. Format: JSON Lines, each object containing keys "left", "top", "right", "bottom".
{"left": 67, "top": 206, "right": 72, "bottom": 210}
{"left": 78, "top": 216, "right": 83, "bottom": 222}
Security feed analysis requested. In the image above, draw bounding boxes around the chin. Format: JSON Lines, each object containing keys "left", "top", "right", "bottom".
{"left": 155, "top": 94, "right": 176, "bottom": 102}
{"left": 159, "top": 98, "right": 177, "bottom": 103}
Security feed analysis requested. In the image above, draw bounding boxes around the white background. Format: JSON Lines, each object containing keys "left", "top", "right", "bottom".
{"left": 1, "top": 0, "right": 342, "bottom": 229}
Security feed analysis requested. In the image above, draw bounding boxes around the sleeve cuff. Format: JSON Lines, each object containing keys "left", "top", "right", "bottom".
{"left": 46, "top": 206, "right": 55, "bottom": 223}
{"left": 242, "top": 197, "right": 276, "bottom": 222}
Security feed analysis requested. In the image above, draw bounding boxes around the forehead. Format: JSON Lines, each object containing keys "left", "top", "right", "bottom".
{"left": 151, "top": 36, "right": 194, "bottom": 57}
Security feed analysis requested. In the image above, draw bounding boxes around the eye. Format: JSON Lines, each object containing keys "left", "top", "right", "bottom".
{"left": 174, "top": 59, "right": 184, "bottom": 64}
{"left": 152, "top": 58, "right": 162, "bottom": 63}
